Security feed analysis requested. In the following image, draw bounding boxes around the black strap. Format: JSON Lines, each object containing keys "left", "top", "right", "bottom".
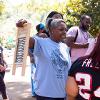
{"left": 70, "top": 29, "right": 78, "bottom": 57}
{"left": 74, "top": 29, "right": 78, "bottom": 42}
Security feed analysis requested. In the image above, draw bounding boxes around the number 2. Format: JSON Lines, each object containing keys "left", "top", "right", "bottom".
{"left": 76, "top": 73, "right": 100, "bottom": 99}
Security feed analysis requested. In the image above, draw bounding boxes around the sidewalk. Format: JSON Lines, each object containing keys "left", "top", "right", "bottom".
{"left": 0, "top": 66, "right": 36, "bottom": 100}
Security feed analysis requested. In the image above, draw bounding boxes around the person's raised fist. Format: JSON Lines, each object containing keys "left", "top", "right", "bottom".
{"left": 16, "top": 19, "right": 27, "bottom": 27}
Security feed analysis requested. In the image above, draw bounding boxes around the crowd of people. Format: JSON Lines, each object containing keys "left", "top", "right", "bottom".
{"left": 0, "top": 10, "right": 100, "bottom": 100}
{"left": 28, "top": 11, "right": 100, "bottom": 100}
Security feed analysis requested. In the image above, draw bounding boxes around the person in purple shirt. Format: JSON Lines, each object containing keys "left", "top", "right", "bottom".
{"left": 66, "top": 15, "right": 93, "bottom": 63}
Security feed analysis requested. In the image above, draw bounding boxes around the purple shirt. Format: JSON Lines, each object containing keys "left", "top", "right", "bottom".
{"left": 67, "top": 26, "right": 90, "bottom": 63}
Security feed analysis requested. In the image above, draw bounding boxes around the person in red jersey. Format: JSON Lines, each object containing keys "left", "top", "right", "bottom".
{"left": 66, "top": 33, "right": 100, "bottom": 100}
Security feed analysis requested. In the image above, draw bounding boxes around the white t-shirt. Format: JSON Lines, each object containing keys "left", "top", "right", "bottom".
{"left": 33, "top": 37, "right": 71, "bottom": 98}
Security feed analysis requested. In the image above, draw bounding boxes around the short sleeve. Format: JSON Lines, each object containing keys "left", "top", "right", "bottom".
{"left": 66, "top": 47, "right": 72, "bottom": 70}
{"left": 67, "top": 26, "right": 78, "bottom": 37}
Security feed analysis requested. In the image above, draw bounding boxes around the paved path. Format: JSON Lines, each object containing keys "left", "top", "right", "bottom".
{"left": 0, "top": 66, "right": 36, "bottom": 100}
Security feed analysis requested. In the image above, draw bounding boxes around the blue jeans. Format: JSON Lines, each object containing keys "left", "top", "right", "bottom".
{"left": 31, "top": 63, "right": 36, "bottom": 96}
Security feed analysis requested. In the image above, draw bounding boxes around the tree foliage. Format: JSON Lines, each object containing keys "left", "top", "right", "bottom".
{"left": 81, "top": 0, "right": 100, "bottom": 36}
{"left": 0, "top": 1, "right": 5, "bottom": 15}
{"left": 64, "top": 0, "right": 100, "bottom": 36}
{"left": 62, "top": 0, "right": 85, "bottom": 29}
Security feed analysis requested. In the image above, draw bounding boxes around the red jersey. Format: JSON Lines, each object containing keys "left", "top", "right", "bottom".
{"left": 69, "top": 58, "right": 100, "bottom": 100}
